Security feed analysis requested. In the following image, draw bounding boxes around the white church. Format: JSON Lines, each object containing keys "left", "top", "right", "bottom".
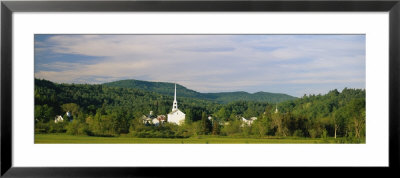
{"left": 167, "top": 84, "right": 186, "bottom": 125}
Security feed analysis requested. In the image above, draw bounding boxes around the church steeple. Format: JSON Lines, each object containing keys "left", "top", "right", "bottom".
{"left": 172, "top": 83, "right": 178, "bottom": 111}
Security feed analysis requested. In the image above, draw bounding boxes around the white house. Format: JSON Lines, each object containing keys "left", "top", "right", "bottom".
{"left": 152, "top": 118, "right": 160, "bottom": 125}
{"left": 66, "top": 111, "right": 72, "bottom": 117}
{"left": 154, "top": 115, "right": 167, "bottom": 126}
{"left": 242, "top": 117, "right": 257, "bottom": 126}
{"left": 141, "top": 111, "right": 156, "bottom": 125}
{"left": 167, "top": 84, "right": 185, "bottom": 125}
{"left": 65, "top": 111, "right": 73, "bottom": 121}
{"left": 54, "top": 115, "right": 64, "bottom": 123}
{"left": 141, "top": 112, "right": 167, "bottom": 126}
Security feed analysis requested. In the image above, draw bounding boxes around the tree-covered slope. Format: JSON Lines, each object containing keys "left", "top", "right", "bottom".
{"left": 35, "top": 78, "right": 365, "bottom": 141}
{"left": 206, "top": 91, "right": 296, "bottom": 104}
{"left": 35, "top": 78, "right": 221, "bottom": 123}
{"left": 103, "top": 79, "right": 297, "bottom": 104}
{"left": 103, "top": 79, "right": 205, "bottom": 99}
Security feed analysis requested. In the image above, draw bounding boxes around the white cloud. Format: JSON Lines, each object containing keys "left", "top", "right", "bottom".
{"left": 35, "top": 34, "right": 365, "bottom": 96}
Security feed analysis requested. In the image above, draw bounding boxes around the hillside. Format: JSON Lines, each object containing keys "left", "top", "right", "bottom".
{"left": 103, "top": 79, "right": 296, "bottom": 104}
{"left": 34, "top": 78, "right": 220, "bottom": 123}
{"left": 206, "top": 91, "right": 296, "bottom": 104}
{"left": 103, "top": 79, "right": 204, "bottom": 98}
{"left": 35, "top": 78, "right": 366, "bottom": 141}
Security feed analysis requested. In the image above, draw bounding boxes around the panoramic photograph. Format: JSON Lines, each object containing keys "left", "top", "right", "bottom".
{"left": 34, "top": 34, "right": 366, "bottom": 144}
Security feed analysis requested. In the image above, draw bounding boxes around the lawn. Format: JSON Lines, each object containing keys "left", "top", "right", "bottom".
{"left": 34, "top": 133, "right": 351, "bottom": 144}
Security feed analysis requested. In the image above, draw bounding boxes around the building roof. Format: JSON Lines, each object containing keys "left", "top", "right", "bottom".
{"left": 168, "top": 109, "right": 182, "bottom": 115}
{"left": 141, "top": 115, "right": 153, "bottom": 121}
{"left": 242, "top": 117, "right": 257, "bottom": 121}
{"left": 157, "top": 115, "right": 167, "bottom": 120}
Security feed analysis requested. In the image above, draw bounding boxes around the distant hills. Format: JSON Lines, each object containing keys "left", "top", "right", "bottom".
{"left": 205, "top": 91, "right": 297, "bottom": 104}
{"left": 103, "top": 79, "right": 296, "bottom": 104}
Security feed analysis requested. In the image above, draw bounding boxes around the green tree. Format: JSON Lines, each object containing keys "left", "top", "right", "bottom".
{"left": 211, "top": 119, "right": 220, "bottom": 135}
{"left": 221, "top": 119, "right": 241, "bottom": 136}
{"left": 66, "top": 119, "right": 89, "bottom": 135}
{"left": 271, "top": 113, "right": 288, "bottom": 136}
{"left": 61, "top": 103, "right": 80, "bottom": 119}
{"left": 251, "top": 118, "right": 269, "bottom": 137}
{"left": 216, "top": 107, "right": 229, "bottom": 121}
{"left": 184, "top": 109, "right": 193, "bottom": 124}
{"left": 34, "top": 104, "right": 55, "bottom": 123}
{"left": 200, "top": 112, "right": 211, "bottom": 134}
{"left": 346, "top": 98, "right": 366, "bottom": 138}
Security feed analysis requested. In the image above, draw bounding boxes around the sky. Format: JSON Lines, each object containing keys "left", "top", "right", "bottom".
{"left": 34, "top": 34, "right": 365, "bottom": 97}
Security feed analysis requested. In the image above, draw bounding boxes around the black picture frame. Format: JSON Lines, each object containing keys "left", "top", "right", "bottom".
{"left": 1, "top": 0, "right": 399, "bottom": 177}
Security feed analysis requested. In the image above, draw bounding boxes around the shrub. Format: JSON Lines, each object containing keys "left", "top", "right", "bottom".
{"left": 308, "top": 129, "right": 318, "bottom": 138}
{"left": 49, "top": 121, "right": 67, "bottom": 133}
{"left": 35, "top": 121, "right": 49, "bottom": 133}
{"left": 66, "top": 120, "right": 90, "bottom": 136}
{"left": 293, "top": 129, "right": 304, "bottom": 137}
{"left": 221, "top": 120, "right": 241, "bottom": 136}
{"left": 128, "top": 123, "right": 189, "bottom": 138}
{"left": 321, "top": 129, "right": 328, "bottom": 139}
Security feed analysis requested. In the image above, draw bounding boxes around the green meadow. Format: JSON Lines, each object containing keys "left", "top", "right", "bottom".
{"left": 34, "top": 133, "right": 362, "bottom": 144}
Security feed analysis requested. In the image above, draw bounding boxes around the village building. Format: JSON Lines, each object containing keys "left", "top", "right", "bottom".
{"left": 141, "top": 116, "right": 152, "bottom": 125}
{"left": 241, "top": 117, "right": 257, "bottom": 126}
{"left": 141, "top": 111, "right": 156, "bottom": 125}
{"left": 65, "top": 111, "right": 73, "bottom": 121}
{"left": 54, "top": 111, "right": 75, "bottom": 123}
{"left": 141, "top": 111, "right": 168, "bottom": 126}
{"left": 54, "top": 115, "right": 64, "bottom": 123}
{"left": 152, "top": 118, "right": 160, "bottom": 125}
{"left": 167, "top": 84, "right": 186, "bottom": 125}
{"left": 152, "top": 115, "right": 167, "bottom": 126}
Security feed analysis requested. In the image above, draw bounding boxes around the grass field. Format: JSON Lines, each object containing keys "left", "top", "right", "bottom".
{"left": 34, "top": 133, "right": 356, "bottom": 144}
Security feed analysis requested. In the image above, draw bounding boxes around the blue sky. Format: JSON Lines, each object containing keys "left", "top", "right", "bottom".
{"left": 34, "top": 34, "right": 365, "bottom": 97}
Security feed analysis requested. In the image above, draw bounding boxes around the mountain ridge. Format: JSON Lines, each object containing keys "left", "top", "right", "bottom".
{"left": 103, "top": 79, "right": 297, "bottom": 104}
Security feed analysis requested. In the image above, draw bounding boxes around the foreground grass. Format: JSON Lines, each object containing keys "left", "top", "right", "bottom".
{"left": 34, "top": 133, "right": 362, "bottom": 144}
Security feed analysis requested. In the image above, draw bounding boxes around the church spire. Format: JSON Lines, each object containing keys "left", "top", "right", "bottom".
{"left": 172, "top": 83, "right": 178, "bottom": 111}
{"left": 174, "top": 83, "right": 177, "bottom": 102}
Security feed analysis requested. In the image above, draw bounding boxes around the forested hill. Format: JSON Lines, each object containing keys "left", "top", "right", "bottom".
{"left": 205, "top": 91, "right": 296, "bottom": 104}
{"left": 103, "top": 79, "right": 296, "bottom": 104}
{"left": 34, "top": 78, "right": 221, "bottom": 122}
{"left": 35, "top": 78, "right": 366, "bottom": 140}
{"left": 103, "top": 79, "right": 204, "bottom": 98}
